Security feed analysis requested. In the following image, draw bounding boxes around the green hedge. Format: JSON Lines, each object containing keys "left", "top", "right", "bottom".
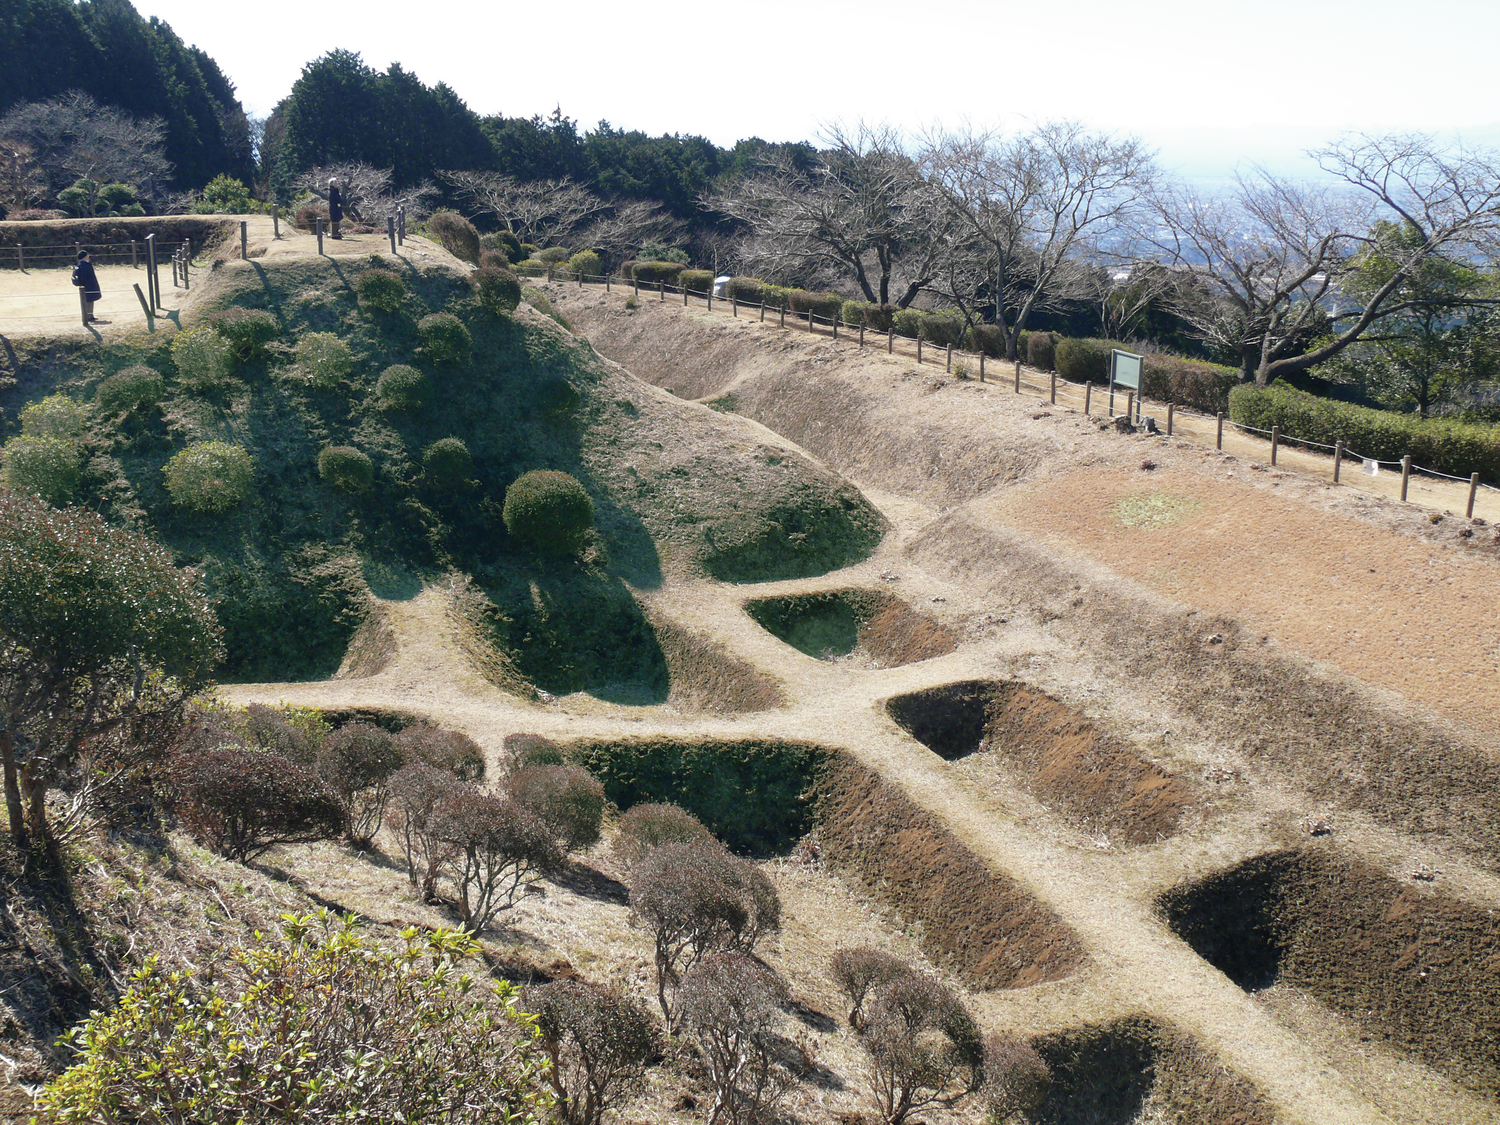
{"left": 787, "top": 290, "right": 844, "bottom": 322}
{"left": 679, "top": 269, "right": 715, "bottom": 294}
{"left": 1026, "top": 331, "right": 1057, "bottom": 370}
{"left": 631, "top": 261, "right": 685, "bottom": 284}
{"left": 965, "top": 324, "right": 1008, "bottom": 358}
{"left": 1229, "top": 382, "right": 1500, "bottom": 483}
{"left": 725, "top": 277, "right": 765, "bottom": 304}
{"left": 1141, "top": 355, "right": 1239, "bottom": 415}
{"left": 862, "top": 304, "right": 897, "bottom": 332}
{"left": 892, "top": 309, "right": 923, "bottom": 339}
{"left": 919, "top": 313, "right": 966, "bottom": 348}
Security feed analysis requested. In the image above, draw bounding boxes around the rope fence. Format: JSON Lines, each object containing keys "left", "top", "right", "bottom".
{"left": 517, "top": 262, "right": 1497, "bottom": 520}
{"left": 0, "top": 236, "right": 192, "bottom": 327}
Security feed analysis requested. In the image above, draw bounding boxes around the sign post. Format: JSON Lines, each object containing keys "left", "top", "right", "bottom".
{"left": 1110, "top": 348, "right": 1143, "bottom": 421}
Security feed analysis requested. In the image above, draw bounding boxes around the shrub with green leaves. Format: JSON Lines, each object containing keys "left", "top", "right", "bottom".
{"left": 841, "top": 301, "right": 869, "bottom": 329}
{"left": 1054, "top": 337, "right": 1116, "bottom": 383}
{"left": 163, "top": 441, "right": 254, "bottom": 513}
{"left": 376, "top": 364, "right": 426, "bottom": 410}
{"left": 171, "top": 325, "right": 234, "bottom": 391}
{"left": 566, "top": 250, "right": 602, "bottom": 278}
{"left": 502, "top": 470, "right": 594, "bottom": 557}
{"left": 760, "top": 285, "right": 792, "bottom": 310}
{"left": 863, "top": 304, "right": 897, "bottom": 332}
{"left": 1230, "top": 380, "right": 1500, "bottom": 482}
{"left": 964, "top": 324, "right": 1007, "bottom": 358}
{"left": 418, "top": 312, "right": 472, "bottom": 365}
{"left": 481, "top": 231, "right": 523, "bottom": 262}
{"left": 1, "top": 436, "right": 81, "bottom": 504}
{"left": 208, "top": 307, "right": 279, "bottom": 361}
{"left": 638, "top": 242, "right": 688, "bottom": 265}
{"left": 355, "top": 267, "right": 407, "bottom": 313}
{"left": 680, "top": 269, "right": 714, "bottom": 295}
{"left": 317, "top": 445, "right": 375, "bottom": 494}
{"left": 787, "top": 290, "right": 844, "bottom": 323}
{"left": 725, "top": 277, "right": 766, "bottom": 304}
{"left": 427, "top": 211, "right": 482, "bottom": 264}
{"left": 96, "top": 365, "right": 165, "bottom": 415}
{"left": 919, "top": 313, "right": 966, "bottom": 348}
{"left": 631, "top": 261, "right": 686, "bottom": 285}
{"left": 479, "top": 249, "right": 511, "bottom": 270}
{"left": 294, "top": 331, "right": 354, "bottom": 389}
{"left": 1027, "top": 331, "right": 1059, "bottom": 371}
{"left": 536, "top": 246, "right": 571, "bottom": 265}
{"left": 508, "top": 764, "right": 605, "bottom": 853}
{"left": 1141, "top": 354, "right": 1240, "bottom": 414}
{"left": 423, "top": 437, "right": 473, "bottom": 487}
{"left": 39, "top": 913, "right": 554, "bottom": 1125}
{"left": 892, "top": 309, "right": 924, "bottom": 339}
{"left": 21, "top": 394, "right": 88, "bottom": 438}
{"left": 471, "top": 266, "right": 522, "bottom": 314}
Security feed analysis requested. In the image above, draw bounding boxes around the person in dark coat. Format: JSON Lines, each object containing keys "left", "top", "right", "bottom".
{"left": 71, "top": 250, "right": 102, "bottom": 323}
{"left": 328, "top": 177, "right": 344, "bottom": 239}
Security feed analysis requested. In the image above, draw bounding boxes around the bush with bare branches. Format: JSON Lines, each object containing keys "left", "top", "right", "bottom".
{"left": 678, "top": 952, "right": 793, "bottom": 1125}
{"left": 507, "top": 764, "right": 604, "bottom": 853}
{"left": 830, "top": 947, "right": 910, "bottom": 1030}
{"left": 430, "top": 791, "right": 562, "bottom": 932}
{"left": 317, "top": 722, "right": 404, "bottom": 845}
{"left": 981, "top": 1033, "right": 1051, "bottom": 1122}
{"left": 628, "top": 840, "right": 780, "bottom": 1025}
{"left": 613, "top": 802, "right": 714, "bottom": 866}
{"left": 503, "top": 732, "right": 566, "bottom": 773}
{"left": 858, "top": 971, "right": 983, "bottom": 1125}
{"left": 172, "top": 745, "right": 345, "bottom": 862}
{"left": 387, "top": 762, "right": 464, "bottom": 899}
{"left": 525, "top": 980, "right": 661, "bottom": 1125}
{"left": 397, "top": 725, "right": 486, "bottom": 781}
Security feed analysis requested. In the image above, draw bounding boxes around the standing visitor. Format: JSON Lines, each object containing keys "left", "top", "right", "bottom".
{"left": 71, "top": 250, "right": 102, "bottom": 323}
{"left": 328, "top": 178, "right": 344, "bottom": 240}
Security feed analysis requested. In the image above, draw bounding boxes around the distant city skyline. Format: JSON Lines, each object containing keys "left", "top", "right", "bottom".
{"left": 137, "top": 0, "right": 1500, "bottom": 183}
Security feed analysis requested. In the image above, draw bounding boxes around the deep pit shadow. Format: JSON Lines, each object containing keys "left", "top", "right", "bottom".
{"left": 745, "top": 588, "right": 956, "bottom": 666}
{"left": 884, "top": 679, "right": 997, "bottom": 759}
{"left": 1157, "top": 853, "right": 1292, "bottom": 992}
{"left": 1029, "top": 1018, "right": 1159, "bottom": 1125}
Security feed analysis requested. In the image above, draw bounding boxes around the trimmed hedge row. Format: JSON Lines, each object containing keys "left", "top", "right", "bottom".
{"left": 1229, "top": 382, "right": 1500, "bottom": 483}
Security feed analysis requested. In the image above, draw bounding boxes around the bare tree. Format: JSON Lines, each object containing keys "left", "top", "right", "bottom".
{"left": 443, "top": 172, "right": 609, "bottom": 246}
{"left": 525, "top": 980, "right": 661, "bottom": 1125}
{"left": 830, "top": 947, "right": 909, "bottom": 1030}
{"left": 1146, "top": 133, "right": 1500, "bottom": 384}
{"left": 708, "top": 122, "right": 948, "bottom": 306}
{"left": 678, "top": 952, "right": 794, "bottom": 1125}
{"left": 981, "top": 1034, "right": 1051, "bottom": 1123}
{"left": 388, "top": 762, "right": 464, "bottom": 900}
{"left": 921, "top": 121, "right": 1157, "bottom": 359}
{"left": 628, "top": 840, "right": 780, "bottom": 1026}
{"left": 0, "top": 93, "right": 172, "bottom": 214}
{"left": 294, "top": 163, "right": 438, "bottom": 222}
{"left": 573, "top": 199, "right": 683, "bottom": 265}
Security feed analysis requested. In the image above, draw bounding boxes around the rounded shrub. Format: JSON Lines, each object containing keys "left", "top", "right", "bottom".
{"left": 613, "top": 802, "right": 713, "bottom": 866}
{"left": 863, "top": 304, "right": 897, "bottom": 332}
{"left": 508, "top": 764, "right": 605, "bottom": 853}
{"left": 631, "top": 261, "right": 685, "bottom": 285}
{"left": 207, "top": 307, "right": 278, "bottom": 361}
{"left": 470, "top": 266, "right": 521, "bottom": 315}
{"left": 171, "top": 746, "right": 345, "bottom": 860}
{"left": 318, "top": 721, "right": 404, "bottom": 843}
{"left": 317, "top": 445, "right": 375, "bottom": 494}
{"left": 566, "top": 250, "right": 602, "bottom": 278}
{"left": 536, "top": 246, "right": 571, "bottom": 265}
{"left": 21, "top": 394, "right": 88, "bottom": 438}
{"left": 478, "top": 249, "right": 511, "bottom": 271}
{"left": 1027, "top": 331, "right": 1059, "bottom": 371}
{"left": 294, "top": 332, "right": 353, "bottom": 389}
{"left": 162, "top": 441, "right": 254, "bottom": 513}
{"left": 96, "top": 365, "right": 165, "bottom": 415}
{"left": 520, "top": 243, "right": 540, "bottom": 258}
{"left": 503, "top": 733, "right": 566, "bottom": 773}
{"left": 788, "top": 290, "right": 844, "bottom": 323}
{"left": 480, "top": 231, "right": 522, "bottom": 262}
{"left": 1, "top": 436, "right": 82, "bottom": 504}
{"left": 376, "top": 364, "right": 426, "bottom": 411}
{"left": 679, "top": 269, "right": 714, "bottom": 295}
{"left": 426, "top": 211, "right": 481, "bottom": 264}
{"left": 398, "top": 726, "right": 486, "bottom": 781}
{"left": 965, "top": 324, "right": 1007, "bottom": 358}
{"left": 919, "top": 313, "right": 966, "bottom": 348}
{"left": 171, "top": 325, "right": 234, "bottom": 391}
{"left": 502, "top": 470, "right": 594, "bottom": 557}
{"left": 841, "top": 300, "right": 868, "bottom": 329}
{"left": 417, "top": 312, "right": 472, "bottom": 365}
{"left": 725, "top": 277, "right": 766, "bottom": 304}
{"left": 1054, "top": 337, "right": 1112, "bottom": 383}
{"left": 355, "top": 267, "right": 406, "bottom": 313}
{"left": 422, "top": 437, "right": 473, "bottom": 487}
{"left": 892, "top": 309, "right": 924, "bottom": 339}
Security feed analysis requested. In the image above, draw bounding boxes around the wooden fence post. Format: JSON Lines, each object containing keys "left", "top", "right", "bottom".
{"left": 706, "top": 287, "right": 711, "bottom": 310}
{"left": 388, "top": 216, "right": 396, "bottom": 254}
{"left": 760, "top": 302, "right": 766, "bottom": 322}
{"left": 1468, "top": 472, "right": 1480, "bottom": 518}
{"left": 1166, "top": 402, "right": 1174, "bottom": 435}
{"left": 240, "top": 220, "right": 248, "bottom": 260}
{"left": 1333, "top": 440, "right": 1343, "bottom": 483}
{"left": 1400, "top": 455, "right": 1412, "bottom": 501}
{"left": 946, "top": 344, "right": 952, "bottom": 373}
{"left": 1013, "top": 361, "right": 1021, "bottom": 393}
{"left": 132, "top": 282, "right": 153, "bottom": 328}
{"left": 129, "top": 240, "right": 136, "bottom": 269}
{"left": 806, "top": 310, "right": 813, "bottom": 333}
{"left": 1216, "top": 412, "right": 1224, "bottom": 450}
{"left": 272, "top": 207, "right": 280, "bottom": 238}
{"left": 397, "top": 207, "right": 405, "bottom": 244}
{"left": 1050, "top": 372, "right": 1057, "bottom": 405}
{"left": 1126, "top": 391, "right": 1135, "bottom": 421}
{"left": 659, "top": 280, "right": 665, "bottom": 301}
{"left": 1271, "top": 426, "right": 1279, "bottom": 466}
{"left": 683, "top": 286, "right": 688, "bottom": 306}
{"left": 916, "top": 338, "right": 922, "bottom": 363}
{"left": 780, "top": 306, "right": 786, "bottom": 328}
{"left": 606, "top": 273, "right": 611, "bottom": 292}
{"left": 832, "top": 316, "right": 838, "bottom": 340}
{"left": 979, "top": 353, "right": 985, "bottom": 382}
{"left": 732, "top": 296, "right": 738, "bottom": 317}
{"left": 887, "top": 328, "right": 893, "bottom": 353}
{"left": 859, "top": 324, "right": 865, "bottom": 347}
{"left": 316, "top": 219, "right": 324, "bottom": 255}
{"left": 1084, "top": 383, "right": 1092, "bottom": 415}
{"left": 145, "top": 233, "right": 158, "bottom": 310}
{"left": 19, "top": 245, "right": 26, "bottom": 272}
{"left": 633, "top": 275, "right": 639, "bottom": 296}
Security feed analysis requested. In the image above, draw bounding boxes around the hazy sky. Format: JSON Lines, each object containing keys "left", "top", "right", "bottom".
{"left": 138, "top": 0, "right": 1500, "bottom": 180}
